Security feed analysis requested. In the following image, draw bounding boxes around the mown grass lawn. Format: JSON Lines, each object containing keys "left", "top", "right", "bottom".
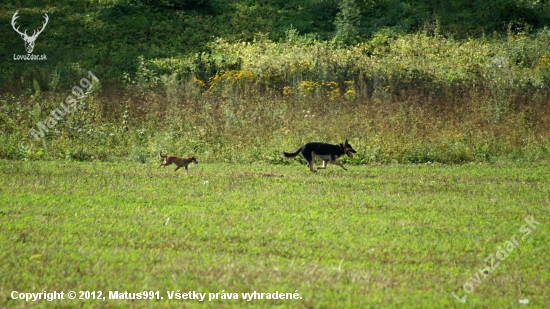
{"left": 0, "top": 160, "right": 548, "bottom": 308}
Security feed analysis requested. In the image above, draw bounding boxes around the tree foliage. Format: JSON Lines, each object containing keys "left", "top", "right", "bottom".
{"left": 0, "top": 0, "right": 549, "bottom": 90}
{"left": 126, "top": 0, "right": 215, "bottom": 11}
{"left": 334, "top": 0, "right": 362, "bottom": 45}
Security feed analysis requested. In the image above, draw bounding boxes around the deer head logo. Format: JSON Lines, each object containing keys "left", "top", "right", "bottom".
{"left": 11, "top": 11, "right": 49, "bottom": 54}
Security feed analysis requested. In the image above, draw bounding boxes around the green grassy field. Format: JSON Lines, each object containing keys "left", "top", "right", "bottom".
{"left": 1, "top": 159, "right": 548, "bottom": 308}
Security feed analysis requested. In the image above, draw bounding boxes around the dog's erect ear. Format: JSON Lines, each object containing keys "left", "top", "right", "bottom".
{"left": 344, "top": 139, "right": 349, "bottom": 146}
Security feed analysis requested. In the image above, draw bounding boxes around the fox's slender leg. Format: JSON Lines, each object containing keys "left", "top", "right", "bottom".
{"left": 330, "top": 160, "right": 347, "bottom": 171}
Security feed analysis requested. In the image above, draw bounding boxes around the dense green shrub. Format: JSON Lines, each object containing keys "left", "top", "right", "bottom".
{"left": 2, "top": 0, "right": 550, "bottom": 90}
{"left": 138, "top": 28, "right": 550, "bottom": 98}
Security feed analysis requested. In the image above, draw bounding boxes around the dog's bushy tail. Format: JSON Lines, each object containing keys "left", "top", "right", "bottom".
{"left": 282, "top": 146, "right": 304, "bottom": 158}
{"left": 159, "top": 152, "right": 166, "bottom": 159}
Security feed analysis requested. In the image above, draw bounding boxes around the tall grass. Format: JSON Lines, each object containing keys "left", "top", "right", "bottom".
{"left": 1, "top": 77, "right": 548, "bottom": 165}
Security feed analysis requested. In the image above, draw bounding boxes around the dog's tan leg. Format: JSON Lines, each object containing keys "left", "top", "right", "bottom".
{"left": 330, "top": 160, "right": 347, "bottom": 170}
{"left": 185, "top": 165, "right": 189, "bottom": 172}
{"left": 308, "top": 152, "right": 318, "bottom": 172}
{"left": 308, "top": 161, "right": 316, "bottom": 172}
{"left": 318, "top": 161, "right": 327, "bottom": 169}
{"left": 174, "top": 165, "right": 181, "bottom": 172}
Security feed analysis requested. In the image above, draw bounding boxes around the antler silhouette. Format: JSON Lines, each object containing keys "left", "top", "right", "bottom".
{"left": 11, "top": 11, "right": 49, "bottom": 53}
{"left": 31, "top": 13, "right": 49, "bottom": 39}
{"left": 11, "top": 11, "right": 26, "bottom": 37}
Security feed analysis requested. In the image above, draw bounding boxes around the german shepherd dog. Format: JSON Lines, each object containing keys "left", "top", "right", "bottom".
{"left": 158, "top": 152, "right": 198, "bottom": 172}
{"left": 283, "top": 139, "right": 356, "bottom": 172}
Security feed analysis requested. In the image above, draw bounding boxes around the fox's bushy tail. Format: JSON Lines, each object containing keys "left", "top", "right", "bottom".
{"left": 282, "top": 146, "right": 304, "bottom": 158}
